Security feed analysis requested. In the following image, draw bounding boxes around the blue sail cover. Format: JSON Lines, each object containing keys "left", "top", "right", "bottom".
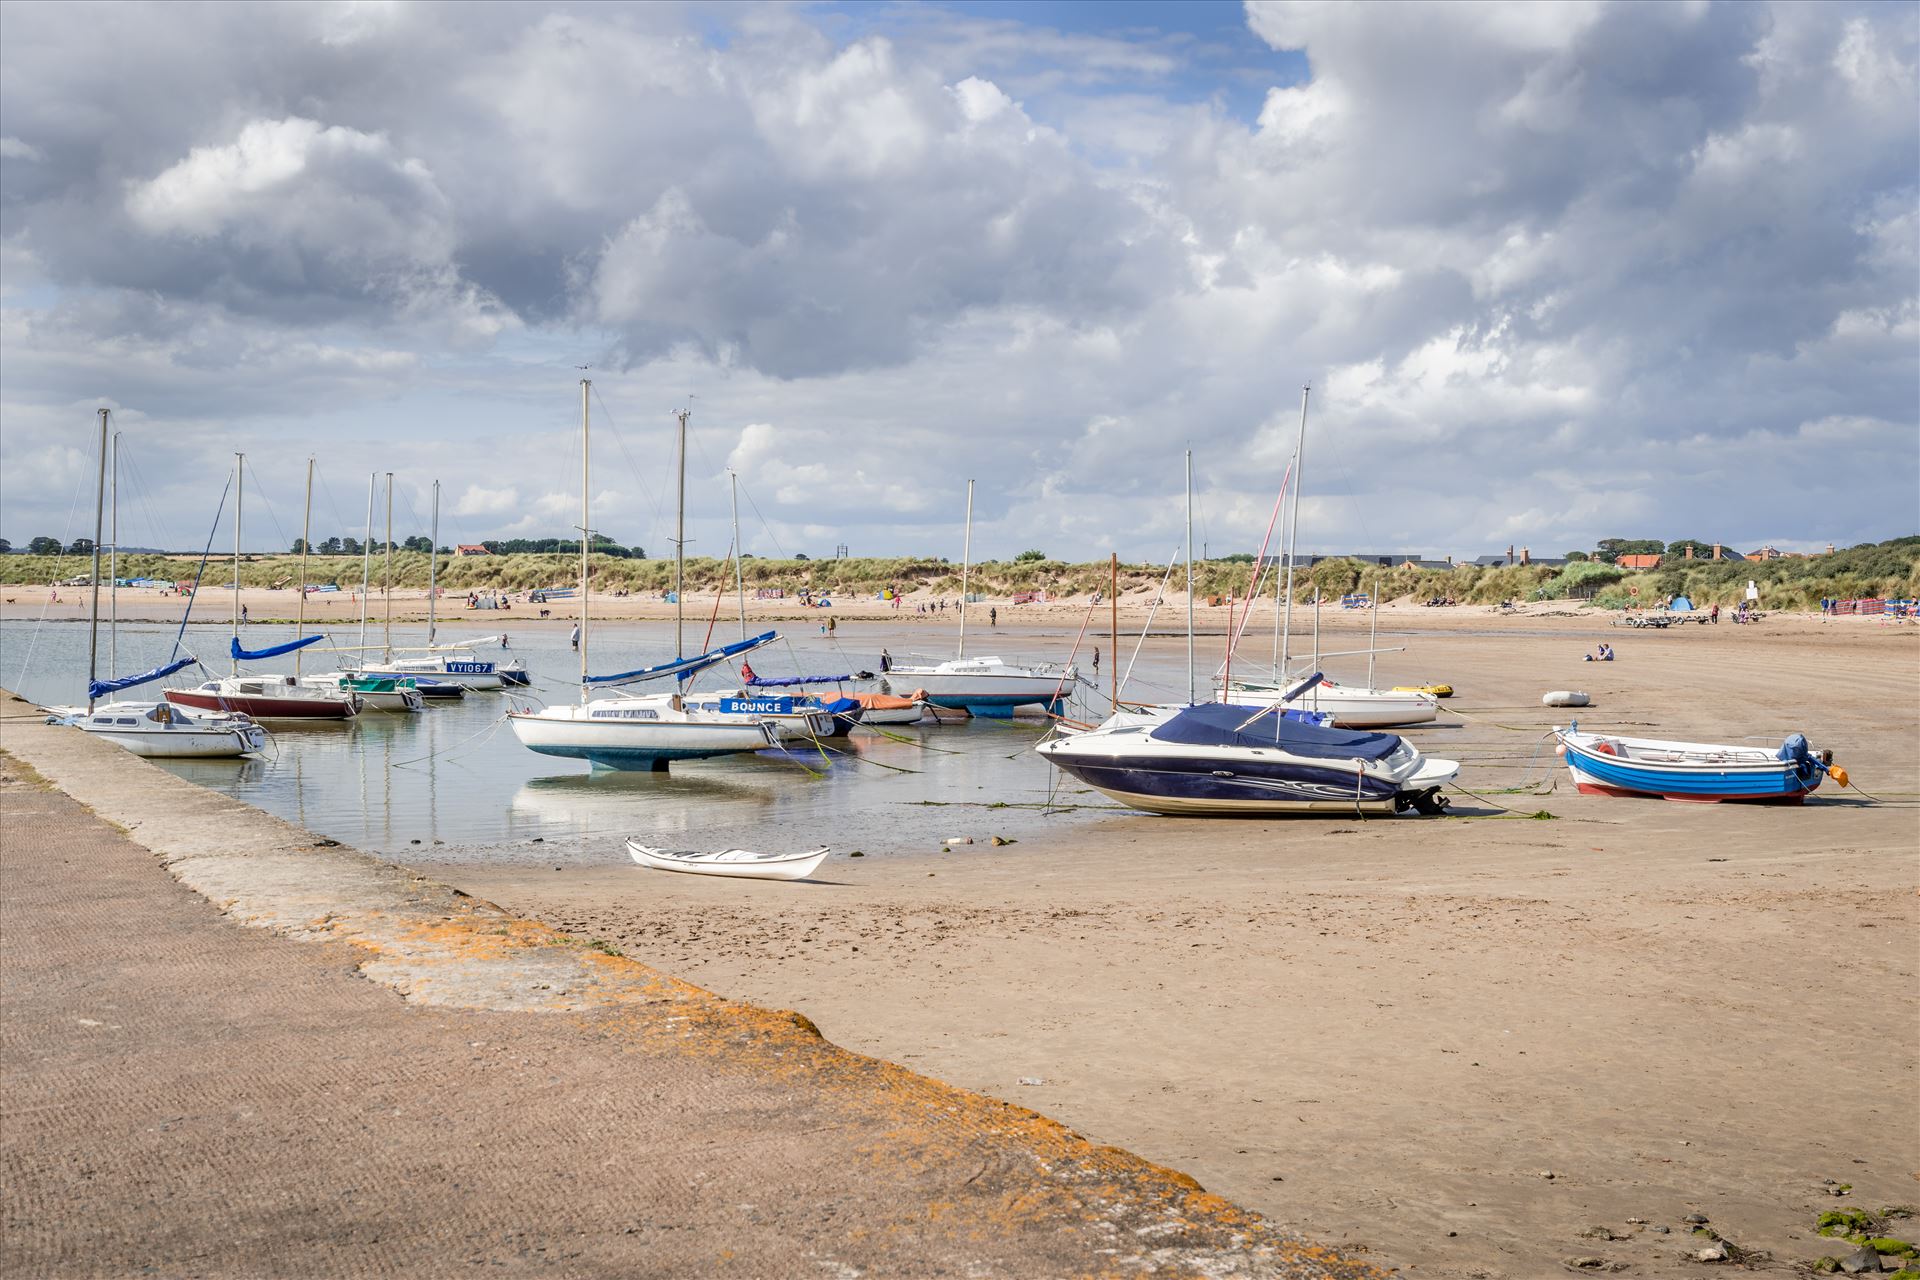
{"left": 1151, "top": 703, "right": 1402, "bottom": 761}
{"left": 230, "top": 634, "right": 326, "bottom": 662}
{"left": 746, "top": 672, "right": 851, "bottom": 688}
{"left": 89, "top": 655, "right": 198, "bottom": 701}
{"left": 585, "top": 630, "right": 778, "bottom": 688}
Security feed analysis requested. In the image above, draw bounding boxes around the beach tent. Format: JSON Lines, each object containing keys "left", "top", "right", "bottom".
{"left": 1669, "top": 596, "right": 1693, "bottom": 612}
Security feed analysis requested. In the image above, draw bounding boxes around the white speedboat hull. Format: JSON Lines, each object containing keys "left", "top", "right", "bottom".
{"left": 1038, "top": 705, "right": 1457, "bottom": 817}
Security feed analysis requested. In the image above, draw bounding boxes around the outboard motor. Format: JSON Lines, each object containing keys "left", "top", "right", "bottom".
{"left": 1778, "top": 733, "right": 1818, "bottom": 783}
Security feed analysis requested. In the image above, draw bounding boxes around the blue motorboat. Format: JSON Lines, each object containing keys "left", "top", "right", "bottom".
{"left": 1555, "top": 723, "right": 1843, "bottom": 803}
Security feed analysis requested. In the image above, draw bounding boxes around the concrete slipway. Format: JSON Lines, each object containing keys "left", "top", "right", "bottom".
{"left": 0, "top": 690, "right": 1381, "bottom": 1280}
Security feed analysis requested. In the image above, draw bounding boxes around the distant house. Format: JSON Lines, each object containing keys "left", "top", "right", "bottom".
{"left": 1618, "top": 553, "right": 1663, "bottom": 570}
{"left": 1300, "top": 552, "right": 1427, "bottom": 568}
{"left": 456, "top": 544, "right": 491, "bottom": 557}
{"left": 1398, "top": 558, "right": 1456, "bottom": 571}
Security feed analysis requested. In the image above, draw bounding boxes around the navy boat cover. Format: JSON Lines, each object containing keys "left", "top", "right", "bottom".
{"left": 88, "top": 655, "right": 198, "bottom": 701}
{"left": 1150, "top": 703, "right": 1402, "bottom": 761}
{"left": 231, "top": 634, "right": 325, "bottom": 661}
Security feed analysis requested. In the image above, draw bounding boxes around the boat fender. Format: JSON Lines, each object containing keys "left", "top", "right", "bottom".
{"left": 1829, "top": 765, "right": 1849, "bottom": 788}
{"left": 1542, "top": 690, "right": 1591, "bottom": 707}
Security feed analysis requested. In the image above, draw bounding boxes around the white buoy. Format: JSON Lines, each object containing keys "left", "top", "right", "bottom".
{"left": 1543, "top": 690, "right": 1591, "bottom": 708}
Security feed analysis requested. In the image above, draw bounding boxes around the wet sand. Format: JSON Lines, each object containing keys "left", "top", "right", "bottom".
{"left": 445, "top": 616, "right": 1920, "bottom": 1279}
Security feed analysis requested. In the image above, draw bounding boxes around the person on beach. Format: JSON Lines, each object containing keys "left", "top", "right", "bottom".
{"left": 1093, "top": 646, "right": 1100, "bottom": 670}
{"left": 570, "top": 623, "right": 580, "bottom": 650}
{"left": 990, "top": 607, "right": 997, "bottom": 626}
{"left": 240, "top": 605, "right": 249, "bottom": 624}
{"left": 880, "top": 649, "right": 892, "bottom": 673}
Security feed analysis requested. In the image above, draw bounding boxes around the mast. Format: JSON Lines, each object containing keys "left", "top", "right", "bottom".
{"left": 1312, "top": 583, "right": 1321, "bottom": 673}
{"left": 957, "top": 478, "right": 974, "bottom": 659}
{"left": 108, "top": 428, "right": 119, "bottom": 679}
{"left": 427, "top": 479, "right": 440, "bottom": 647}
{"left": 85, "top": 409, "right": 108, "bottom": 711}
{"left": 1110, "top": 552, "right": 1119, "bottom": 709}
{"left": 580, "top": 379, "right": 591, "bottom": 702}
{"left": 295, "top": 456, "right": 313, "bottom": 677}
{"left": 383, "top": 472, "right": 393, "bottom": 664}
{"left": 673, "top": 404, "right": 689, "bottom": 659}
{"left": 1185, "top": 451, "right": 1194, "bottom": 705}
{"left": 358, "top": 474, "right": 374, "bottom": 655}
{"left": 729, "top": 469, "right": 746, "bottom": 641}
{"left": 1368, "top": 574, "right": 1379, "bottom": 688}
{"left": 233, "top": 451, "right": 244, "bottom": 675}
{"left": 1278, "top": 384, "right": 1311, "bottom": 679}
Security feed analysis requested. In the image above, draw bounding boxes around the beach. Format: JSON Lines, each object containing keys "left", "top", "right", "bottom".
{"left": 430, "top": 612, "right": 1920, "bottom": 1279}
{"left": 6, "top": 585, "right": 1916, "bottom": 1276}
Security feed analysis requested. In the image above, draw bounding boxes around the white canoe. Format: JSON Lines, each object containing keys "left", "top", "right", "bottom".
{"left": 625, "top": 840, "right": 831, "bottom": 881}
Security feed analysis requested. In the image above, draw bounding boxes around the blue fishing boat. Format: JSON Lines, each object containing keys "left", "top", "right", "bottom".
{"left": 1554, "top": 723, "right": 1845, "bottom": 803}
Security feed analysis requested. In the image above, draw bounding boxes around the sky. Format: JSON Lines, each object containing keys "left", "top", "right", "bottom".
{"left": 1, "top": 0, "right": 1915, "bottom": 563}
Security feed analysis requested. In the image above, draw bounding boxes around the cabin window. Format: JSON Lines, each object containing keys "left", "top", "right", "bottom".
{"left": 116, "top": 718, "right": 137, "bottom": 725}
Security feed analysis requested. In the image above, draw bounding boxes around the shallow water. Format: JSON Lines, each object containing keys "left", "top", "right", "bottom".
{"left": 3, "top": 618, "right": 1150, "bottom": 866}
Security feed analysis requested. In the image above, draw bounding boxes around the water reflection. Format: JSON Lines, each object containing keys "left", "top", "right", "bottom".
{"left": 4, "top": 618, "right": 1104, "bottom": 862}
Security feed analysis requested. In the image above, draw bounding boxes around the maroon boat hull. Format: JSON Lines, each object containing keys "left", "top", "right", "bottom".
{"left": 163, "top": 689, "right": 356, "bottom": 720}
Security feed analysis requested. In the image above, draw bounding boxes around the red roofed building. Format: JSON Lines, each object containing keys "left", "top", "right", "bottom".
{"left": 1618, "top": 553, "right": 1662, "bottom": 570}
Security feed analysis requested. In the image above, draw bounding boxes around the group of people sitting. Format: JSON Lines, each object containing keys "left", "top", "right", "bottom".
{"left": 1421, "top": 596, "right": 1459, "bottom": 607}
{"left": 1583, "top": 643, "right": 1616, "bottom": 662}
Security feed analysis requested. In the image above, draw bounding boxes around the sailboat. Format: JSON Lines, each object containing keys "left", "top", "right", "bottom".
{"left": 302, "top": 470, "right": 424, "bottom": 711}
{"left": 357, "top": 476, "right": 519, "bottom": 691}
{"left": 47, "top": 411, "right": 267, "bottom": 758}
{"left": 1215, "top": 389, "right": 1437, "bottom": 729}
{"left": 165, "top": 453, "right": 360, "bottom": 720}
{"left": 508, "top": 382, "right": 779, "bottom": 771}
{"left": 881, "top": 480, "right": 1076, "bottom": 717}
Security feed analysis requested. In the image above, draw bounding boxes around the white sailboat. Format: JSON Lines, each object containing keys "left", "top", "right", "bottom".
{"left": 509, "top": 382, "right": 777, "bottom": 771}
{"left": 46, "top": 410, "right": 267, "bottom": 758}
{"left": 302, "top": 469, "right": 425, "bottom": 711}
{"left": 882, "top": 479, "right": 1075, "bottom": 717}
{"left": 1215, "top": 388, "right": 1437, "bottom": 729}
{"left": 165, "top": 453, "right": 360, "bottom": 720}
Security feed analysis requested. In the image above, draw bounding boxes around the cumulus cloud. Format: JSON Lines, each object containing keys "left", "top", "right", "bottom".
{"left": 0, "top": 0, "right": 1912, "bottom": 558}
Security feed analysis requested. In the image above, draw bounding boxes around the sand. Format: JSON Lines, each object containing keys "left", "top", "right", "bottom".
{"left": 10, "top": 583, "right": 1918, "bottom": 1275}
{"left": 436, "top": 613, "right": 1920, "bottom": 1279}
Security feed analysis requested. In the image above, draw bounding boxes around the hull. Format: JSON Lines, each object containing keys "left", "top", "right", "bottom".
{"left": 1222, "top": 683, "right": 1438, "bottom": 728}
{"left": 509, "top": 710, "right": 773, "bottom": 771}
{"left": 62, "top": 701, "right": 267, "bottom": 758}
{"left": 1560, "top": 734, "right": 1818, "bottom": 803}
{"left": 626, "top": 841, "right": 831, "bottom": 881}
{"left": 165, "top": 686, "right": 357, "bottom": 720}
{"left": 302, "top": 673, "right": 424, "bottom": 712}
{"left": 82, "top": 725, "right": 265, "bottom": 758}
{"left": 1049, "top": 755, "right": 1405, "bottom": 814}
{"left": 364, "top": 659, "right": 504, "bottom": 690}
{"left": 885, "top": 661, "right": 1072, "bottom": 717}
